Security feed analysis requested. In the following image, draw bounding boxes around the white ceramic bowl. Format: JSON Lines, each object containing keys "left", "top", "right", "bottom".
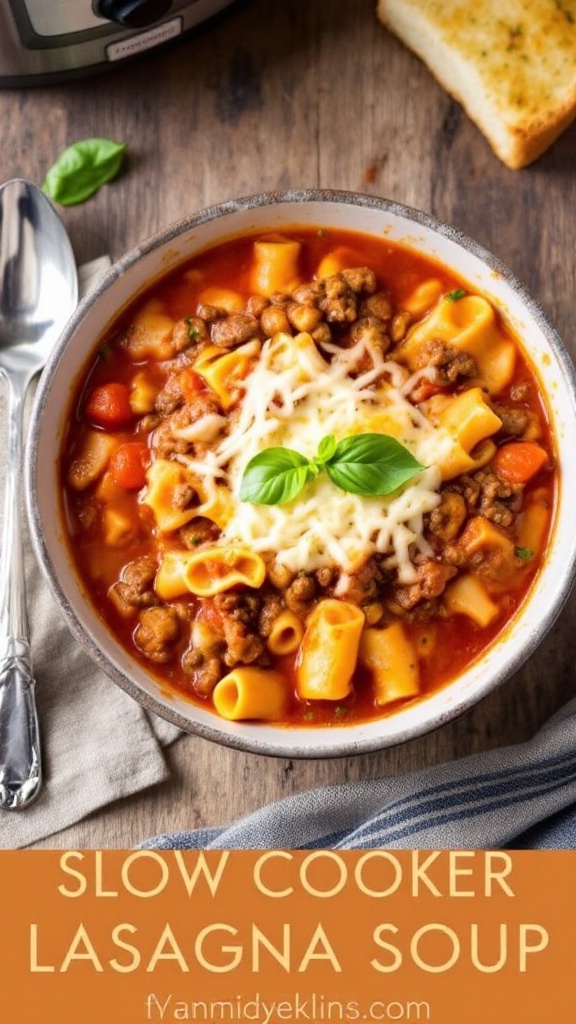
{"left": 26, "top": 190, "right": 576, "bottom": 758}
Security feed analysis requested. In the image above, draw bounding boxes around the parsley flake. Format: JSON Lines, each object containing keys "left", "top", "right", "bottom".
{"left": 185, "top": 316, "right": 200, "bottom": 342}
{"left": 515, "top": 547, "right": 534, "bottom": 561}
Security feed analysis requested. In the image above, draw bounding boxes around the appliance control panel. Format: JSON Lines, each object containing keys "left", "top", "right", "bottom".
{"left": 19, "top": 0, "right": 106, "bottom": 37}
{"left": 9, "top": 0, "right": 201, "bottom": 47}
{"left": 1, "top": 0, "right": 232, "bottom": 81}
{"left": 21, "top": 0, "right": 184, "bottom": 36}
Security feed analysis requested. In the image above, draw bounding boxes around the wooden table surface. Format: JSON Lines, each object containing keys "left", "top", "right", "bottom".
{"left": 1, "top": 0, "right": 575, "bottom": 849}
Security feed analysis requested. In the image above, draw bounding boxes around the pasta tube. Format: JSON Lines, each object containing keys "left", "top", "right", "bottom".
{"left": 196, "top": 285, "right": 244, "bottom": 312}
{"left": 315, "top": 246, "right": 362, "bottom": 278}
{"left": 397, "top": 294, "right": 516, "bottom": 394}
{"left": 156, "top": 546, "right": 266, "bottom": 599}
{"left": 213, "top": 667, "right": 289, "bottom": 721}
{"left": 403, "top": 278, "right": 443, "bottom": 317}
{"left": 266, "top": 611, "right": 305, "bottom": 656}
{"left": 251, "top": 237, "right": 301, "bottom": 296}
{"left": 421, "top": 388, "right": 502, "bottom": 480}
{"left": 296, "top": 599, "right": 365, "bottom": 701}
{"left": 515, "top": 495, "right": 551, "bottom": 557}
{"left": 359, "top": 623, "right": 420, "bottom": 706}
{"left": 456, "top": 517, "right": 518, "bottom": 586}
{"left": 141, "top": 459, "right": 200, "bottom": 532}
{"left": 194, "top": 340, "right": 260, "bottom": 409}
{"left": 444, "top": 574, "right": 500, "bottom": 628}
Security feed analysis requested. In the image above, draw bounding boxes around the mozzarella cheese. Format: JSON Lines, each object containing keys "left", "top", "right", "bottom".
{"left": 178, "top": 331, "right": 448, "bottom": 584}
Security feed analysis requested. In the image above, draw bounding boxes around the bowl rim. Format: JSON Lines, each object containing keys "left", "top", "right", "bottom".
{"left": 25, "top": 188, "right": 576, "bottom": 758}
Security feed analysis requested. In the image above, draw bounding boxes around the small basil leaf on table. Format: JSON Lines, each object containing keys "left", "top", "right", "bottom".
{"left": 325, "top": 433, "right": 424, "bottom": 496}
{"left": 42, "top": 138, "right": 127, "bottom": 206}
{"left": 239, "top": 447, "right": 312, "bottom": 505}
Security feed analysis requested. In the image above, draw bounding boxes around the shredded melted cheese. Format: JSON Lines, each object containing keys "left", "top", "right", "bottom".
{"left": 181, "top": 331, "right": 447, "bottom": 584}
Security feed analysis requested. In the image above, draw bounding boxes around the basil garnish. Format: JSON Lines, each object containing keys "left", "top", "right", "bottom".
{"left": 240, "top": 433, "right": 425, "bottom": 506}
{"left": 316, "top": 433, "right": 338, "bottom": 464}
{"left": 42, "top": 138, "right": 127, "bottom": 206}
{"left": 325, "top": 433, "right": 424, "bottom": 496}
{"left": 239, "top": 447, "right": 313, "bottom": 505}
{"left": 446, "top": 289, "right": 467, "bottom": 302}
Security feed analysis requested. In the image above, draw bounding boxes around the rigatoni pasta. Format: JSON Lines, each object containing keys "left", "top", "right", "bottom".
{"left": 296, "top": 600, "right": 365, "bottom": 701}
{"left": 213, "top": 667, "right": 289, "bottom": 721}
{"left": 359, "top": 623, "right": 420, "bottom": 706}
{"left": 251, "top": 237, "right": 302, "bottom": 296}
{"left": 396, "top": 293, "right": 516, "bottom": 394}
{"left": 59, "top": 226, "right": 556, "bottom": 727}
{"left": 266, "top": 611, "right": 304, "bottom": 656}
{"left": 155, "top": 547, "right": 266, "bottom": 599}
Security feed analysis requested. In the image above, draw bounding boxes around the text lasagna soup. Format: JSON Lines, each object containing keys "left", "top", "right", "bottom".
{"left": 61, "top": 227, "right": 556, "bottom": 726}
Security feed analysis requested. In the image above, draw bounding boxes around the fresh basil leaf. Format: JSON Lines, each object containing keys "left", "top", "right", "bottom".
{"left": 325, "top": 433, "right": 424, "bottom": 496}
{"left": 446, "top": 288, "right": 467, "bottom": 302}
{"left": 239, "top": 447, "right": 311, "bottom": 505}
{"left": 42, "top": 138, "right": 127, "bottom": 206}
{"left": 240, "top": 433, "right": 425, "bottom": 505}
{"left": 316, "top": 434, "right": 337, "bottom": 464}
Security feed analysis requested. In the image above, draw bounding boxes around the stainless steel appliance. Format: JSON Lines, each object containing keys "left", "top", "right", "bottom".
{"left": 0, "top": 0, "right": 236, "bottom": 85}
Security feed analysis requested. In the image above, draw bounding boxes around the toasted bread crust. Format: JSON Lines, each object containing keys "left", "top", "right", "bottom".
{"left": 377, "top": 0, "right": 576, "bottom": 168}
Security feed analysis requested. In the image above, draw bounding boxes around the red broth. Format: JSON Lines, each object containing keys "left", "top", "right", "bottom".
{"left": 60, "top": 227, "right": 555, "bottom": 726}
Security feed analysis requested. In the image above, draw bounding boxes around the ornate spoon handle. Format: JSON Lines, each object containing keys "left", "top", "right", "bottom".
{"left": 0, "top": 373, "right": 42, "bottom": 810}
{"left": 0, "top": 638, "right": 41, "bottom": 809}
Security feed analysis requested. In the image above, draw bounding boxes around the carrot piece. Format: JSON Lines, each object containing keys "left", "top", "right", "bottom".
{"left": 109, "top": 442, "right": 150, "bottom": 490}
{"left": 493, "top": 441, "right": 548, "bottom": 485}
{"left": 85, "top": 383, "right": 134, "bottom": 428}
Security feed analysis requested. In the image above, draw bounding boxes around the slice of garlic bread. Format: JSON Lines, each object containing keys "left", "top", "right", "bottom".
{"left": 377, "top": 0, "right": 576, "bottom": 168}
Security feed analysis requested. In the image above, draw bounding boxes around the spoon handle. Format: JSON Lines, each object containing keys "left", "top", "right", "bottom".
{"left": 0, "top": 639, "right": 41, "bottom": 809}
{"left": 0, "top": 374, "right": 42, "bottom": 810}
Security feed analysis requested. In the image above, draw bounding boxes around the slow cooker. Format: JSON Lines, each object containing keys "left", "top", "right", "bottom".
{"left": 0, "top": 0, "right": 237, "bottom": 86}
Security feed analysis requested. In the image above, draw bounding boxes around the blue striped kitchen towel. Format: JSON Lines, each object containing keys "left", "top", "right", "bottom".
{"left": 142, "top": 696, "right": 576, "bottom": 851}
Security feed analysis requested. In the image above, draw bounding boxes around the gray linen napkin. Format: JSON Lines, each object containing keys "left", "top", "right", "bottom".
{"left": 141, "top": 696, "right": 576, "bottom": 851}
{"left": 0, "top": 257, "right": 181, "bottom": 850}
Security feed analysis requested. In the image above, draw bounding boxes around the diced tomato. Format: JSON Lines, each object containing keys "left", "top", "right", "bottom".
{"left": 199, "top": 600, "right": 224, "bottom": 633}
{"left": 493, "top": 441, "right": 548, "bottom": 485}
{"left": 412, "top": 379, "right": 447, "bottom": 403}
{"left": 109, "top": 442, "right": 150, "bottom": 490}
{"left": 179, "top": 368, "right": 207, "bottom": 401}
{"left": 85, "top": 383, "right": 134, "bottom": 428}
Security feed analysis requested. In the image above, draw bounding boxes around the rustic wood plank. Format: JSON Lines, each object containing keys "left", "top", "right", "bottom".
{"left": 0, "top": 0, "right": 574, "bottom": 849}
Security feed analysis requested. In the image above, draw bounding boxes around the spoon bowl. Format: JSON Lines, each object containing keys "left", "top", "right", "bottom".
{"left": 0, "top": 180, "right": 77, "bottom": 376}
{"left": 0, "top": 179, "right": 77, "bottom": 810}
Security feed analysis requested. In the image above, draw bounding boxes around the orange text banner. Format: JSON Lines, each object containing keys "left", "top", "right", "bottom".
{"left": 0, "top": 849, "right": 574, "bottom": 1024}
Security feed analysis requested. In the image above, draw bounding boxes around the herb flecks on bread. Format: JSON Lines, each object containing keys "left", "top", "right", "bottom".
{"left": 377, "top": 0, "right": 576, "bottom": 168}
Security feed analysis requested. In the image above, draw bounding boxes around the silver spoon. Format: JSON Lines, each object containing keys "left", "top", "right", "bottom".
{"left": 0, "top": 179, "right": 77, "bottom": 810}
